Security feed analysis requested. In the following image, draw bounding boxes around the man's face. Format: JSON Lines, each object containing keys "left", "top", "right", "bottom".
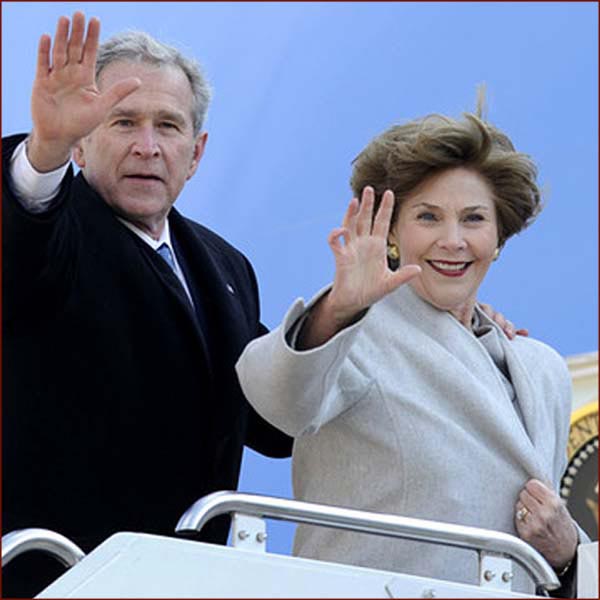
{"left": 74, "top": 61, "right": 207, "bottom": 238}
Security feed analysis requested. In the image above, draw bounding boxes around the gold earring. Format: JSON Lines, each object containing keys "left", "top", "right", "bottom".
{"left": 493, "top": 248, "right": 500, "bottom": 261}
{"left": 387, "top": 244, "right": 400, "bottom": 260}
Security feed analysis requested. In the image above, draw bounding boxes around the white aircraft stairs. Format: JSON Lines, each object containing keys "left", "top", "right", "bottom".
{"left": 2, "top": 491, "right": 598, "bottom": 598}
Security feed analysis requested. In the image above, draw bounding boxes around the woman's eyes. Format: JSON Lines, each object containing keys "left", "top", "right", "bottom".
{"left": 464, "top": 213, "right": 485, "bottom": 222}
{"left": 416, "top": 212, "right": 485, "bottom": 223}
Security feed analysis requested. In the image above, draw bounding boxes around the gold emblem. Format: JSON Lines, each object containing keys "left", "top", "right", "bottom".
{"left": 560, "top": 401, "right": 598, "bottom": 541}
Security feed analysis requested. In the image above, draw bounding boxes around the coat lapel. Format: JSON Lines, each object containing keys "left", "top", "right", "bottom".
{"left": 389, "top": 286, "right": 549, "bottom": 480}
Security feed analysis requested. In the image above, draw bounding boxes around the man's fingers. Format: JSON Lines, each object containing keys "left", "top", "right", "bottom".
{"left": 100, "top": 78, "right": 142, "bottom": 113}
{"left": 51, "top": 16, "right": 70, "bottom": 70}
{"left": 503, "top": 320, "right": 516, "bottom": 340}
{"left": 82, "top": 17, "right": 101, "bottom": 68}
{"left": 478, "top": 302, "right": 491, "bottom": 314}
{"left": 478, "top": 301, "right": 524, "bottom": 340}
{"left": 66, "top": 12, "right": 86, "bottom": 64}
{"left": 36, "top": 35, "right": 52, "bottom": 79}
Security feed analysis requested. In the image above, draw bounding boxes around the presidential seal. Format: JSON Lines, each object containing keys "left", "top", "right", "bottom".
{"left": 560, "top": 401, "right": 598, "bottom": 541}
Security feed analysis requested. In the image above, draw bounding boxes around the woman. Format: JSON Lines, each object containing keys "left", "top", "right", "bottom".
{"left": 236, "top": 112, "right": 585, "bottom": 593}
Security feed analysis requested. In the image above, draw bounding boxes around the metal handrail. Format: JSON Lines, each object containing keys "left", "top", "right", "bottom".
{"left": 176, "top": 491, "right": 559, "bottom": 592}
{"left": 2, "top": 528, "right": 86, "bottom": 568}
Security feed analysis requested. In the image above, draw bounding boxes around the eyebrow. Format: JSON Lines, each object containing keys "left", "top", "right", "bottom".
{"left": 412, "top": 202, "right": 492, "bottom": 212}
{"left": 108, "top": 107, "right": 188, "bottom": 126}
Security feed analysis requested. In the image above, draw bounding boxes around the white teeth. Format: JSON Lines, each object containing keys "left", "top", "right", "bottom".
{"left": 429, "top": 261, "right": 469, "bottom": 271}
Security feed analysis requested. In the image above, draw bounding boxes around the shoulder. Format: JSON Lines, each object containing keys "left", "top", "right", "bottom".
{"left": 512, "top": 334, "right": 568, "bottom": 372}
{"left": 176, "top": 210, "right": 247, "bottom": 261}
{"left": 511, "top": 335, "right": 572, "bottom": 401}
{"left": 184, "top": 217, "right": 241, "bottom": 255}
{"left": 171, "top": 212, "right": 260, "bottom": 301}
{"left": 174, "top": 212, "right": 253, "bottom": 269}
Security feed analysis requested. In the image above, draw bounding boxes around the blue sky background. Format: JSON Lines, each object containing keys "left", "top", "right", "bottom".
{"left": 2, "top": 1, "right": 597, "bottom": 555}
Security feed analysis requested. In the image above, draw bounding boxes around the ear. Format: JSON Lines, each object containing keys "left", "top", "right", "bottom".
{"left": 186, "top": 131, "right": 208, "bottom": 180}
{"left": 72, "top": 142, "right": 86, "bottom": 169}
{"left": 387, "top": 232, "right": 399, "bottom": 247}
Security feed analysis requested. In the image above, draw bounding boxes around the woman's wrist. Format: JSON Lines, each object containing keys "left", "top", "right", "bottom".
{"left": 297, "top": 292, "right": 366, "bottom": 350}
{"left": 555, "top": 556, "right": 574, "bottom": 577}
{"left": 554, "top": 536, "right": 578, "bottom": 578}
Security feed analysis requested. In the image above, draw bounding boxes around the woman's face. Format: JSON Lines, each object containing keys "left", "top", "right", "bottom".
{"left": 390, "top": 167, "right": 499, "bottom": 326}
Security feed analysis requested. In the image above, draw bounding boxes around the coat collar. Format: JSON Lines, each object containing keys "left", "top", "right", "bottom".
{"left": 379, "top": 284, "right": 551, "bottom": 481}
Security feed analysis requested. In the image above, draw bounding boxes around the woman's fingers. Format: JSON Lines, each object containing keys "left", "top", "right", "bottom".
{"left": 514, "top": 479, "right": 578, "bottom": 568}
{"left": 341, "top": 197, "right": 359, "bottom": 242}
{"left": 372, "top": 190, "right": 395, "bottom": 238}
{"left": 514, "top": 501, "right": 532, "bottom": 526}
{"left": 356, "top": 187, "right": 375, "bottom": 236}
{"left": 525, "top": 478, "right": 555, "bottom": 502}
{"left": 328, "top": 227, "right": 349, "bottom": 254}
{"left": 385, "top": 264, "right": 421, "bottom": 294}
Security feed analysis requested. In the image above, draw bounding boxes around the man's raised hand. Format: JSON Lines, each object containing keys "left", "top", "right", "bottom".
{"left": 28, "top": 12, "right": 140, "bottom": 172}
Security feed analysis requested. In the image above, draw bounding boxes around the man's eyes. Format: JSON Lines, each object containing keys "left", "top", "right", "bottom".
{"left": 111, "top": 120, "right": 181, "bottom": 130}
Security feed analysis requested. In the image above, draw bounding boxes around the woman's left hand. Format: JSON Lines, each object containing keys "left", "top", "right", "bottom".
{"left": 514, "top": 478, "right": 578, "bottom": 570}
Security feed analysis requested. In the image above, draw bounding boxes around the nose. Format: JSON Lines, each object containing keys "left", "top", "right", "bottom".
{"left": 131, "top": 126, "right": 160, "bottom": 158}
{"left": 436, "top": 222, "right": 467, "bottom": 252}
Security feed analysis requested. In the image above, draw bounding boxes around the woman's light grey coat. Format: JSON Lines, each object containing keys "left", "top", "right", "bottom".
{"left": 236, "top": 284, "right": 573, "bottom": 592}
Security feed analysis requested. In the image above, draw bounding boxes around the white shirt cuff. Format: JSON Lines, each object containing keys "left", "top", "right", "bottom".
{"left": 10, "top": 140, "right": 70, "bottom": 213}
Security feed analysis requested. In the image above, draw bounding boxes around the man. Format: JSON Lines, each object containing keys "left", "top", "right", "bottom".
{"left": 2, "top": 12, "right": 291, "bottom": 597}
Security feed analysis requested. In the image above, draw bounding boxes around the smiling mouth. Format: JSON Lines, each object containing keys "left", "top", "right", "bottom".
{"left": 427, "top": 260, "right": 473, "bottom": 277}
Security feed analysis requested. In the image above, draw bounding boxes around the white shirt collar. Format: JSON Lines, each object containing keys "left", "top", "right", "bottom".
{"left": 117, "top": 216, "right": 173, "bottom": 252}
{"left": 117, "top": 215, "right": 195, "bottom": 307}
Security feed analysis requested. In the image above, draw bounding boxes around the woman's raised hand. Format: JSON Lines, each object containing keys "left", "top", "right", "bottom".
{"left": 297, "top": 187, "right": 420, "bottom": 349}
{"left": 326, "top": 187, "right": 421, "bottom": 325}
{"left": 28, "top": 12, "right": 141, "bottom": 172}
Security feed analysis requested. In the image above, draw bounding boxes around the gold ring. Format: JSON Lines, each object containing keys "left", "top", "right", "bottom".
{"left": 516, "top": 507, "right": 529, "bottom": 522}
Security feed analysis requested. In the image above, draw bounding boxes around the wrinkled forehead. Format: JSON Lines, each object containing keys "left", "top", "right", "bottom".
{"left": 98, "top": 58, "right": 187, "bottom": 82}
{"left": 98, "top": 60, "right": 195, "bottom": 126}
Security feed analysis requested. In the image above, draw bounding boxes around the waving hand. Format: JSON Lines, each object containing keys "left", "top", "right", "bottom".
{"left": 28, "top": 12, "right": 141, "bottom": 172}
{"left": 298, "top": 187, "right": 421, "bottom": 349}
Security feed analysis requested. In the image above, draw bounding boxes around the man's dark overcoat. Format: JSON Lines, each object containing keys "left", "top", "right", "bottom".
{"left": 2, "top": 134, "right": 291, "bottom": 582}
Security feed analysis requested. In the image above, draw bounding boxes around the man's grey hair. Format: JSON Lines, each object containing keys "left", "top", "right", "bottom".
{"left": 96, "top": 31, "right": 212, "bottom": 134}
